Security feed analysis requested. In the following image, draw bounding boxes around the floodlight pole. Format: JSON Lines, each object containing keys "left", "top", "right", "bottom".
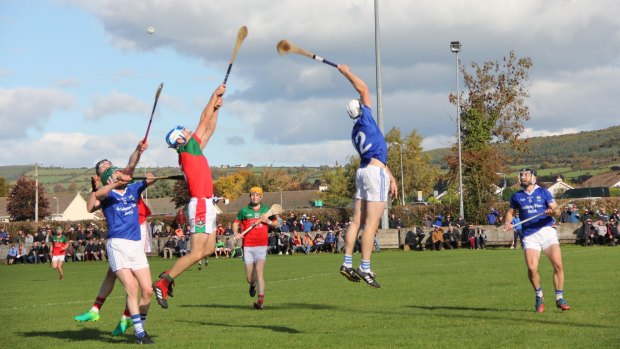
{"left": 451, "top": 41, "right": 465, "bottom": 220}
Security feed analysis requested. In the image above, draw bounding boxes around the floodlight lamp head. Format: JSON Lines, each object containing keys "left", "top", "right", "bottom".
{"left": 450, "top": 41, "right": 461, "bottom": 53}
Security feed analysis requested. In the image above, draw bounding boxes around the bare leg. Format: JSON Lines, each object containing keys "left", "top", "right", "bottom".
{"left": 524, "top": 248, "right": 542, "bottom": 290}
{"left": 344, "top": 199, "right": 364, "bottom": 255}
{"left": 543, "top": 244, "right": 565, "bottom": 291}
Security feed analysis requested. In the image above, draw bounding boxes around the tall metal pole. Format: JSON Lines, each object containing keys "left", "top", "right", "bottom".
{"left": 399, "top": 144, "right": 405, "bottom": 205}
{"left": 35, "top": 163, "right": 39, "bottom": 223}
{"left": 374, "top": 0, "right": 388, "bottom": 229}
{"left": 455, "top": 46, "right": 464, "bottom": 219}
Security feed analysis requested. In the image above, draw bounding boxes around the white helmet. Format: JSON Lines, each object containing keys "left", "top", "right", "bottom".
{"left": 346, "top": 99, "right": 362, "bottom": 119}
{"left": 165, "top": 125, "right": 186, "bottom": 148}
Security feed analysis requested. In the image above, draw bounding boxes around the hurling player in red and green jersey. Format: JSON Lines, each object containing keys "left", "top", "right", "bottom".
{"left": 154, "top": 83, "right": 226, "bottom": 309}
{"left": 233, "top": 187, "right": 277, "bottom": 310}
{"left": 51, "top": 225, "right": 68, "bottom": 280}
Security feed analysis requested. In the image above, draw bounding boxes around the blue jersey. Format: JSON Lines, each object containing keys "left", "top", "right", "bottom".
{"left": 101, "top": 181, "right": 146, "bottom": 241}
{"left": 351, "top": 105, "right": 387, "bottom": 167}
{"left": 509, "top": 185, "right": 555, "bottom": 236}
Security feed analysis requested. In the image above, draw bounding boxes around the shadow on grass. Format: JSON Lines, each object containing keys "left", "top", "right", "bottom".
{"left": 17, "top": 328, "right": 126, "bottom": 343}
{"left": 404, "top": 304, "right": 615, "bottom": 329}
{"left": 180, "top": 302, "right": 341, "bottom": 311}
{"left": 178, "top": 320, "right": 302, "bottom": 334}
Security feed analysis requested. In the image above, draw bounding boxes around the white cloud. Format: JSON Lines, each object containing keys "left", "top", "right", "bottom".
{"left": 84, "top": 90, "right": 149, "bottom": 120}
{"left": 0, "top": 87, "right": 74, "bottom": 139}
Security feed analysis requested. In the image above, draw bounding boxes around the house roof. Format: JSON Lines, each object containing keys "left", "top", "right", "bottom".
{"left": 580, "top": 172, "right": 620, "bottom": 188}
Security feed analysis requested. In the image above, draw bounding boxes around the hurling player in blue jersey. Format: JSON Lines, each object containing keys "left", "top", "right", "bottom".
{"left": 337, "top": 64, "right": 398, "bottom": 288}
{"left": 95, "top": 167, "right": 158, "bottom": 344}
{"left": 503, "top": 168, "right": 570, "bottom": 313}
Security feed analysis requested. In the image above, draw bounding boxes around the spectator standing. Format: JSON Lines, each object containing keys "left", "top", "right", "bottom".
{"left": 511, "top": 213, "right": 523, "bottom": 250}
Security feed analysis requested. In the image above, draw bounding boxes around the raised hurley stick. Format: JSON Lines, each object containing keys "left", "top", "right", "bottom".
{"left": 276, "top": 39, "right": 337, "bottom": 67}
{"left": 236, "top": 204, "right": 283, "bottom": 240}
{"left": 223, "top": 26, "right": 248, "bottom": 84}
{"left": 143, "top": 82, "right": 164, "bottom": 143}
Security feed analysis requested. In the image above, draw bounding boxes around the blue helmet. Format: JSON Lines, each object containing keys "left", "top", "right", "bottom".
{"left": 165, "top": 126, "right": 186, "bottom": 148}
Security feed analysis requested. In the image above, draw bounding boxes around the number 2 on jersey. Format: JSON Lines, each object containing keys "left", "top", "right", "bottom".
{"left": 354, "top": 132, "right": 372, "bottom": 155}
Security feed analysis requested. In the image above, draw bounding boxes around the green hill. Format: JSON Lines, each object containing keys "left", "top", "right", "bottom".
{"left": 425, "top": 125, "right": 620, "bottom": 182}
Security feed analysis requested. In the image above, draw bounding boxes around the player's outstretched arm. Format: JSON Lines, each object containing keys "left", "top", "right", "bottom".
{"left": 195, "top": 84, "right": 226, "bottom": 150}
{"left": 338, "top": 64, "right": 371, "bottom": 108}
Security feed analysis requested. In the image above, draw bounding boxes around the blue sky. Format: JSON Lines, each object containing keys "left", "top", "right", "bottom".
{"left": 1, "top": 0, "right": 620, "bottom": 169}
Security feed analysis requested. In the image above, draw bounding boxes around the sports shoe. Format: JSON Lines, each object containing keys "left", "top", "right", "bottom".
{"left": 158, "top": 272, "right": 174, "bottom": 298}
{"left": 555, "top": 298, "right": 570, "bottom": 311}
{"left": 354, "top": 267, "right": 381, "bottom": 288}
{"left": 153, "top": 281, "right": 169, "bottom": 309}
{"left": 111, "top": 318, "right": 133, "bottom": 336}
{"left": 535, "top": 296, "right": 545, "bottom": 313}
{"left": 253, "top": 302, "right": 264, "bottom": 310}
{"left": 73, "top": 310, "right": 100, "bottom": 322}
{"left": 339, "top": 265, "right": 360, "bottom": 282}
{"left": 136, "top": 334, "right": 154, "bottom": 344}
{"left": 249, "top": 283, "right": 256, "bottom": 297}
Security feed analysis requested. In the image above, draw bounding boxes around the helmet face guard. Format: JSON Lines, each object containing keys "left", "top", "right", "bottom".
{"left": 166, "top": 126, "right": 187, "bottom": 148}
{"left": 95, "top": 159, "right": 111, "bottom": 175}
{"left": 518, "top": 168, "right": 537, "bottom": 187}
{"left": 346, "top": 99, "right": 362, "bottom": 119}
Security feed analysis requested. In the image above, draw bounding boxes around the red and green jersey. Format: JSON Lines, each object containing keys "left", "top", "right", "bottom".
{"left": 177, "top": 134, "right": 213, "bottom": 198}
{"left": 235, "top": 204, "right": 271, "bottom": 247}
{"left": 51, "top": 235, "right": 67, "bottom": 256}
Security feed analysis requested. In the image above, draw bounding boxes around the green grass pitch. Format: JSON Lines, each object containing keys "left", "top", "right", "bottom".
{"left": 1, "top": 245, "right": 618, "bottom": 348}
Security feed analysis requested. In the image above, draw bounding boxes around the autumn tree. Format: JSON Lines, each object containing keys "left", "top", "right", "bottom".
{"left": 7, "top": 176, "right": 51, "bottom": 221}
{"left": 448, "top": 51, "right": 532, "bottom": 223}
{"left": 213, "top": 170, "right": 255, "bottom": 199}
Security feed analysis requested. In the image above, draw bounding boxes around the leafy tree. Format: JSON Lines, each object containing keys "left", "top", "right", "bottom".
{"left": 320, "top": 164, "right": 354, "bottom": 207}
{"left": 448, "top": 51, "right": 533, "bottom": 223}
{"left": 53, "top": 183, "right": 64, "bottom": 193}
{"left": 214, "top": 170, "right": 254, "bottom": 199}
{"left": 171, "top": 179, "right": 190, "bottom": 209}
{"left": 147, "top": 180, "right": 174, "bottom": 198}
{"left": 384, "top": 127, "right": 440, "bottom": 205}
{"left": 7, "top": 176, "right": 51, "bottom": 221}
{"left": 0, "top": 177, "right": 9, "bottom": 197}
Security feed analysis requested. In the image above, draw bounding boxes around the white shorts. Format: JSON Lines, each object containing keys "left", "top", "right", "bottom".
{"left": 141, "top": 222, "right": 152, "bottom": 254}
{"left": 106, "top": 238, "right": 149, "bottom": 272}
{"left": 354, "top": 166, "right": 389, "bottom": 202}
{"left": 51, "top": 255, "right": 65, "bottom": 262}
{"left": 522, "top": 226, "right": 559, "bottom": 251}
{"left": 243, "top": 246, "right": 267, "bottom": 264}
{"left": 188, "top": 198, "right": 216, "bottom": 234}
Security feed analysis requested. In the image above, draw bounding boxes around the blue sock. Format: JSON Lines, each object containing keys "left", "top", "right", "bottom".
{"left": 360, "top": 260, "right": 371, "bottom": 272}
{"left": 535, "top": 288, "right": 543, "bottom": 298}
{"left": 555, "top": 290, "right": 563, "bottom": 301}
{"left": 343, "top": 255, "right": 353, "bottom": 268}
{"left": 140, "top": 313, "right": 147, "bottom": 325}
{"left": 131, "top": 314, "right": 145, "bottom": 338}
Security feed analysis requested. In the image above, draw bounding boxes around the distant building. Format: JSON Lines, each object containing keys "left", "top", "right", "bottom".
{"left": 580, "top": 172, "right": 620, "bottom": 188}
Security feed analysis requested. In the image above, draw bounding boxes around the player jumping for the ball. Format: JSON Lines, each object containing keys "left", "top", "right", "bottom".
{"left": 153, "top": 83, "right": 225, "bottom": 309}
{"left": 337, "top": 64, "right": 397, "bottom": 288}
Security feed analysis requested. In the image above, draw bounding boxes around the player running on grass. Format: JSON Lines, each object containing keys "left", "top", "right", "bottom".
{"left": 153, "top": 83, "right": 225, "bottom": 309}
{"left": 503, "top": 168, "right": 570, "bottom": 313}
{"left": 50, "top": 226, "right": 67, "bottom": 280}
{"left": 233, "top": 187, "right": 277, "bottom": 310}
{"left": 337, "top": 64, "right": 397, "bottom": 288}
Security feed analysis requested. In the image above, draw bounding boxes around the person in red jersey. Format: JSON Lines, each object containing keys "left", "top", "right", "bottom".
{"left": 233, "top": 187, "right": 277, "bottom": 310}
{"left": 154, "top": 83, "right": 226, "bottom": 309}
{"left": 50, "top": 226, "right": 68, "bottom": 280}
